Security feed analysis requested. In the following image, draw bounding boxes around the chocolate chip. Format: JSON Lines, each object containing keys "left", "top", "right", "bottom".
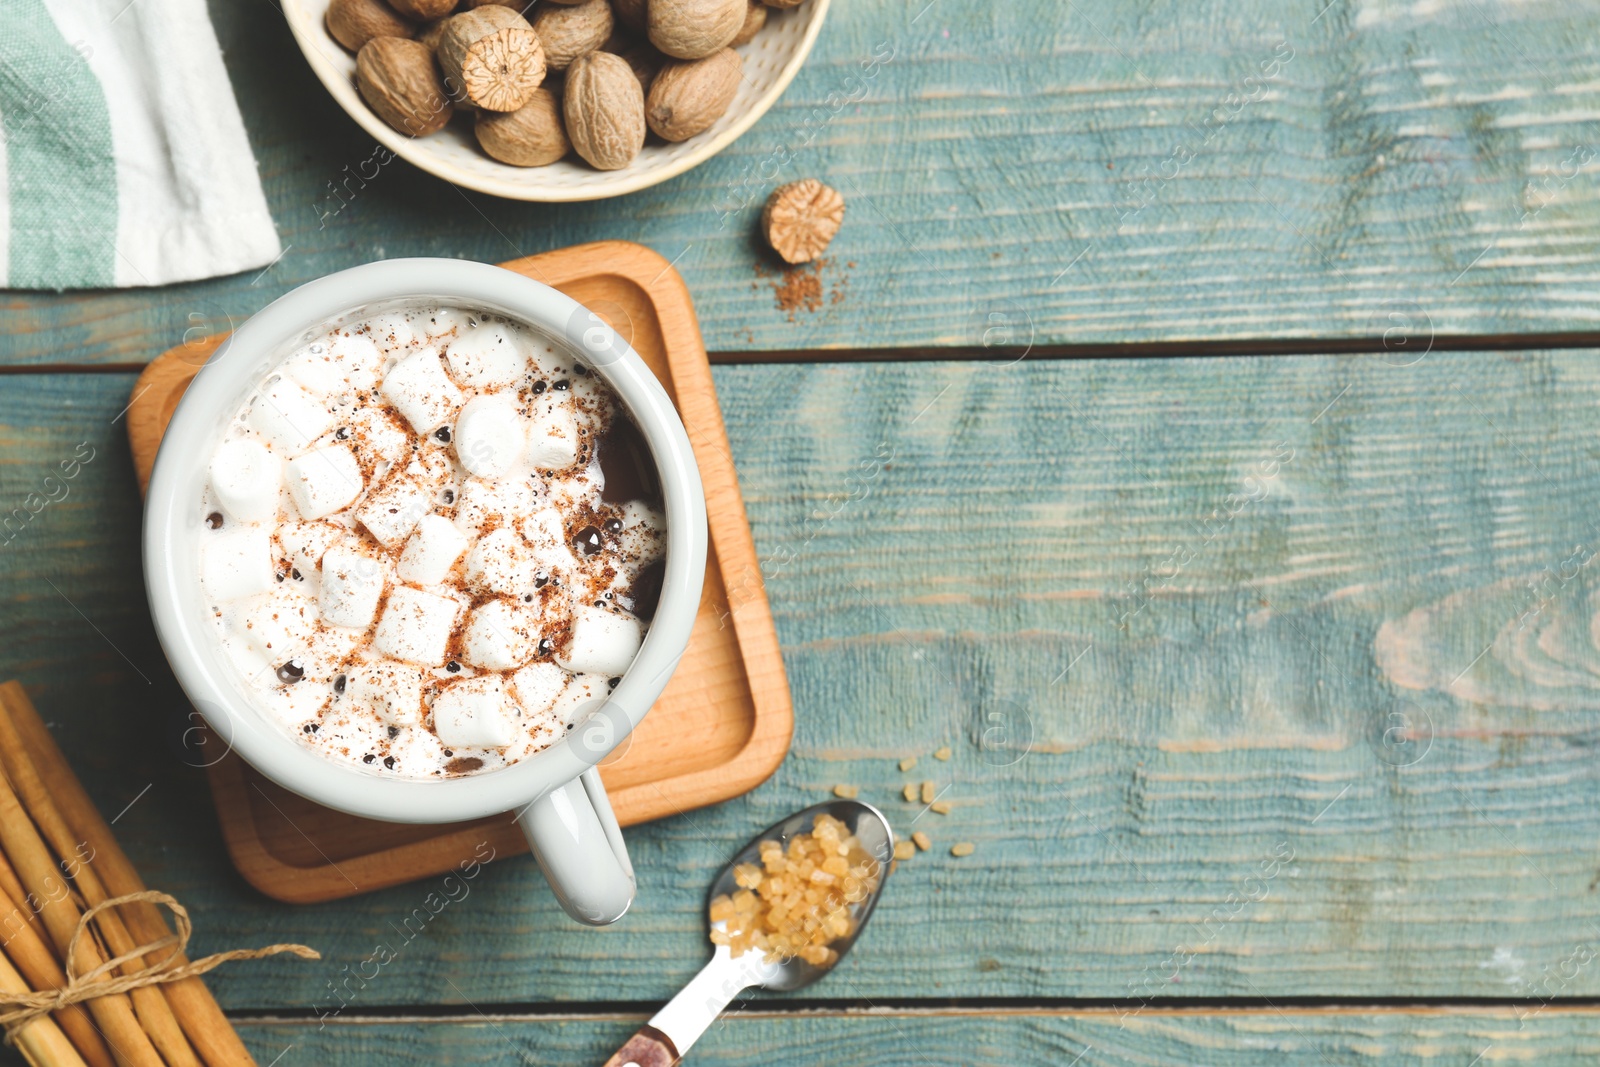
{"left": 387, "top": 726, "right": 399, "bottom": 739}
{"left": 333, "top": 674, "right": 346, "bottom": 694}
{"left": 303, "top": 722, "right": 317, "bottom": 733}
{"left": 443, "top": 749, "right": 453, "bottom": 757}
{"left": 553, "top": 379, "right": 570, "bottom": 391}
{"left": 534, "top": 574, "right": 549, "bottom": 588}
{"left": 205, "top": 512, "right": 224, "bottom": 529}
{"left": 442, "top": 488, "right": 455, "bottom": 504}
{"left": 604, "top": 517, "right": 623, "bottom": 533}
{"left": 291, "top": 568, "right": 302, "bottom": 581}
{"left": 434, "top": 426, "right": 452, "bottom": 443}
{"left": 537, "top": 638, "right": 554, "bottom": 656}
{"left": 362, "top": 753, "right": 376, "bottom": 764}
{"left": 383, "top": 756, "right": 396, "bottom": 770}
{"left": 531, "top": 380, "right": 547, "bottom": 395}
{"left": 608, "top": 677, "right": 620, "bottom": 689}
{"left": 574, "top": 526, "right": 603, "bottom": 555}
{"left": 276, "top": 660, "right": 305, "bottom": 684}
{"left": 446, "top": 661, "right": 460, "bottom": 673}
{"left": 574, "top": 364, "right": 589, "bottom": 376}
{"left": 335, "top": 426, "right": 350, "bottom": 440}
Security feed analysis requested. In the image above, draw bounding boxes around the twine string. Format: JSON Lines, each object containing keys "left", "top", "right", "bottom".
{"left": 0, "top": 890, "right": 319, "bottom": 1041}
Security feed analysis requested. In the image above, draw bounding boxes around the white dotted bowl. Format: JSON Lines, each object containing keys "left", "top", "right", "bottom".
{"left": 283, "top": 0, "right": 830, "bottom": 202}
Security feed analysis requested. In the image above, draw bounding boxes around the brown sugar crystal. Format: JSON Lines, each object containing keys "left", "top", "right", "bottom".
{"left": 709, "top": 813, "right": 881, "bottom": 966}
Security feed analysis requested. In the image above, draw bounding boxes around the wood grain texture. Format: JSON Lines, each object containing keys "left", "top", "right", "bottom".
{"left": 5, "top": 353, "right": 1600, "bottom": 1011}
{"left": 196, "top": 1010, "right": 1600, "bottom": 1065}
{"left": 124, "top": 241, "right": 793, "bottom": 904}
{"left": 7, "top": 0, "right": 1600, "bottom": 362}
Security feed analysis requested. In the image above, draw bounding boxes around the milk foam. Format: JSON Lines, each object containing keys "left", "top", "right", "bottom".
{"left": 199, "top": 306, "right": 666, "bottom": 778}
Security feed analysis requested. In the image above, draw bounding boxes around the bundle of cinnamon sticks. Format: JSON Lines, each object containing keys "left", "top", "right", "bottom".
{"left": 0, "top": 681, "right": 313, "bottom": 1067}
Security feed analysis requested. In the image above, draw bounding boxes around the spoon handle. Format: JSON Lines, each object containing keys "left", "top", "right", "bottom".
{"left": 601, "top": 950, "right": 766, "bottom": 1065}
{"left": 600, "top": 1025, "right": 678, "bottom": 1067}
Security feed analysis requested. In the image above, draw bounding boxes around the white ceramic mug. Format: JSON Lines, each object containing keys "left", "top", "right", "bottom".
{"left": 143, "top": 259, "right": 708, "bottom": 925}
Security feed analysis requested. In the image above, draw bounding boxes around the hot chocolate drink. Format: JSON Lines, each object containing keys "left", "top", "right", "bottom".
{"left": 198, "top": 305, "right": 665, "bottom": 778}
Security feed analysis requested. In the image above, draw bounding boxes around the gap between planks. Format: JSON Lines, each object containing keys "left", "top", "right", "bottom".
{"left": 16, "top": 330, "right": 1600, "bottom": 375}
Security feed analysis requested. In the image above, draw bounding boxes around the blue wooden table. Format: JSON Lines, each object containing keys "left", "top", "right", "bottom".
{"left": 7, "top": 0, "right": 1600, "bottom": 1062}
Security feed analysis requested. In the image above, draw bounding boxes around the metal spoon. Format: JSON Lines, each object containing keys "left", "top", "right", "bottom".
{"left": 601, "top": 800, "right": 896, "bottom": 1066}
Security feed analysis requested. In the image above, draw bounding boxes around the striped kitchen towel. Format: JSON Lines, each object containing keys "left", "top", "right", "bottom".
{"left": 0, "top": 0, "right": 280, "bottom": 289}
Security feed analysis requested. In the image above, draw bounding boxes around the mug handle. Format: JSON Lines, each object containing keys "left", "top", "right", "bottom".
{"left": 517, "top": 766, "right": 636, "bottom": 925}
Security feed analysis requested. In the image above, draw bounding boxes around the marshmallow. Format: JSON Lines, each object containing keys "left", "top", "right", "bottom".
{"left": 282, "top": 342, "right": 342, "bottom": 397}
{"left": 209, "top": 439, "right": 281, "bottom": 523}
{"left": 519, "top": 507, "right": 566, "bottom": 549}
{"left": 363, "top": 312, "right": 416, "bottom": 353}
{"left": 249, "top": 377, "right": 333, "bottom": 457}
{"left": 549, "top": 673, "right": 610, "bottom": 725}
{"left": 287, "top": 333, "right": 385, "bottom": 397}
{"left": 320, "top": 545, "right": 387, "bottom": 629}
{"left": 445, "top": 323, "right": 531, "bottom": 389}
{"left": 344, "top": 660, "right": 426, "bottom": 726}
{"left": 356, "top": 474, "right": 432, "bottom": 548}
{"left": 453, "top": 476, "right": 538, "bottom": 533}
{"left": 373, "top": 585, "right": 459, "bottom": 665}
{"left": 618, "top": 501, "right": 665, "bottom": 564}
{"left": 381, "top": 348, "right": 464, "bottom": 434}
{"left": 202, "top": 525, "right": 275, "bottom": 602}
{"left": 285, "top": 444, "right": 364, "bottom": 520}
{"left": 526, "top": 403, "right": 581, "bottom": 470}
{"left": 237, "top": 590, "right": 319, "bottom": 663}
{"left": 465, "top": 528, "right": 536, "bottom": 595}
{"left": 454, "top": 394, "right": 526, "bottom": 479}
{"left": 397, "top": 515, "right": 469, "bottom": 585}
{"left": 275, "top": 521, "right": 344, "bottom": 575}
{"left": 347, "top": 406, "right": 411, "bottom": 467}
{"left": 417, "top": 307, "right": 473, "bottom": 341}
{"left": 461, "top": 599, "right": 539, "bottom": 670}
{"left": 557, "top": 607, "right": 642, "bottom": 677}
{"left": 432, "top": 676, "right": 515, "bottom": 748}
{"left": 511, "top": 661, "right": 567, "bottom": 715}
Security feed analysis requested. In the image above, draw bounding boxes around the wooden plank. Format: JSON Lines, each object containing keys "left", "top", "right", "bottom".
{"left": 9, "top": 1007, "right": 1600, "bottom": 1066}
{"left": 188, "top": 1010, "right": 1600, "bottom": 1065}
{"left": 6, "top": 354, "right": 1600, "bottom": 1012}
{"left": 9, "top": 0, "right": 1600, "bottom": 361}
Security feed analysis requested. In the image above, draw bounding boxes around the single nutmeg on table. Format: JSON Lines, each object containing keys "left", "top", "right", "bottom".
{"left": 565, "top": 51, "right": 646, "bottom": 170}
{"left": 436, "top": 6, "right": 546, "bottom": 111}
{"left": 646, "top": 47, "right": 742, "bottom": 142}
{"left": 763, "top": 178, "right": 846, "bottom": 263}
{"left": 357, "top": 37, "right": 455, "bottom": 136}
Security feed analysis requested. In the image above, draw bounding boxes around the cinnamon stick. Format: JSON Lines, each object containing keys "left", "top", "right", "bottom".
{"left": 0, "top": 945, "right": 89, "bottom": 1067}
{"left": 0, "top": 858, "right": 117, "bottom": 1067}
{"left": 0, "top": 710, "right": 199, "bottom": 1067}
{"left": 0, "top": 683, "right": 258, "bottom": 1067}
{"left": 0, "top": 767, "right": 164, "bottom": 1067}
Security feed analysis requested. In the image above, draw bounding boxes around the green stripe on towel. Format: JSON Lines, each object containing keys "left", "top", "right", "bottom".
{"left": 0, "top": 1, "right": 117, "bottom": 289}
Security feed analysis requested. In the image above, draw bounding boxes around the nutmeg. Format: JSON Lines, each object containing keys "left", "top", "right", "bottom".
{"left": 476, "top": 88, "right": 570, "bottom": 165}
{"left": 564, "top": 51, "right": 646, "bottom": 170}
{"left": 436, "top": 6, "right": 546, "bottom": 111}
{"left": 731, "top": 0, "right": 767, "bottom": 46}
{"left": 529, "top": 0, "right": 613, "bottom": 71}
{"left": 646, "top": 48, "right": 741, "bottom": 142}
{"left": 356, "top": 37, "right": 454, "bottom": 136}
{"left": 327, "top": 0, "right": 415, "bottom": 52}
{"left": 648, "top": 0, "right": 745, "bottom": 60}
